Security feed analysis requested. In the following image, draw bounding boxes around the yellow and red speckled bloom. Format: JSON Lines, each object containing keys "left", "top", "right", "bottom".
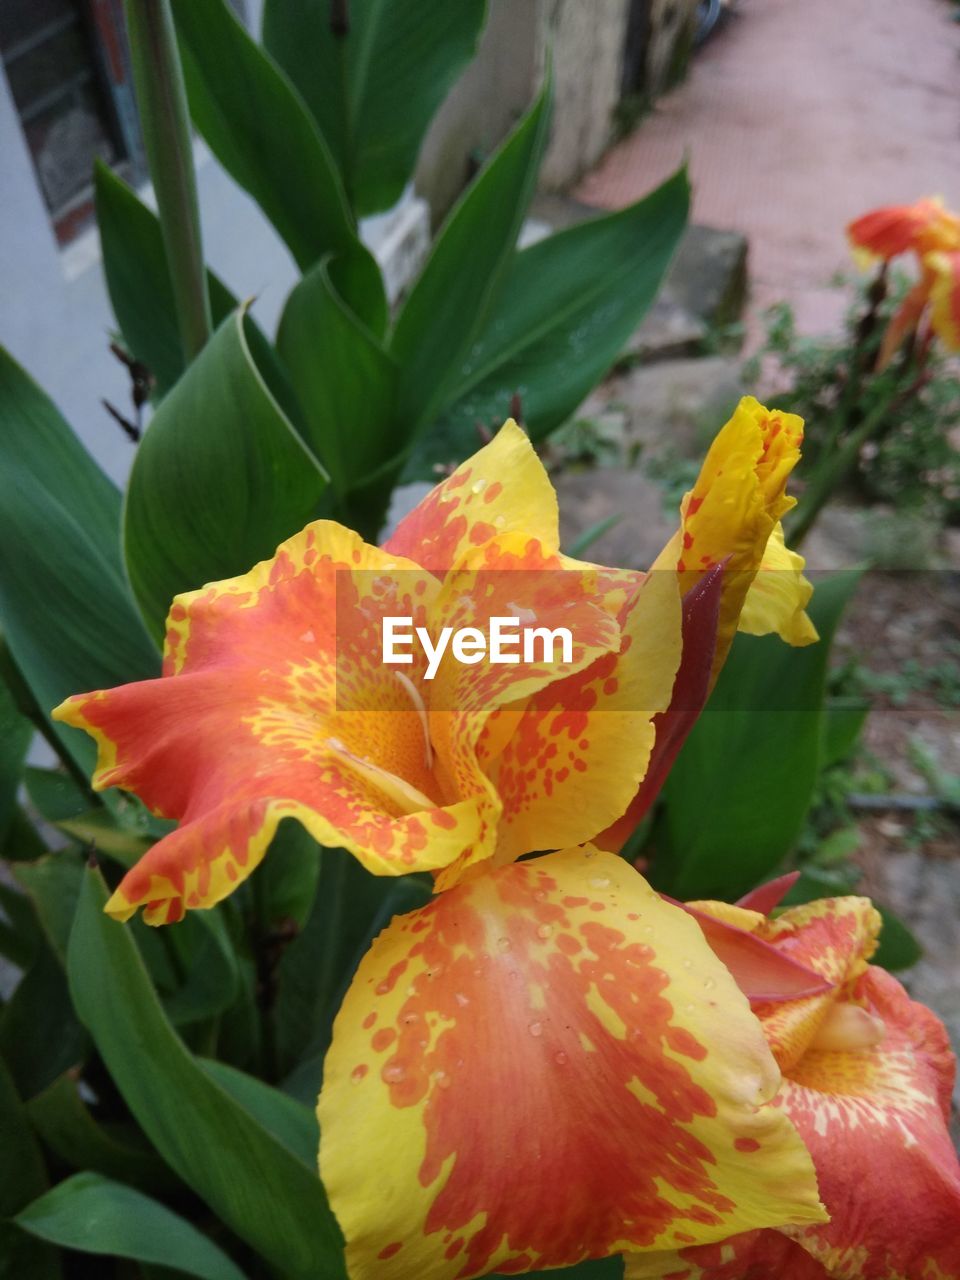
{"left": 624, "top": 886, "right": 960, "bottom": 1280}
{"left": 319, "top": 846, "right": 825, "bottom": 1279}
{"left": 55, "top": 412, "right": 825, "bottom": 1278}
{"left": 847, "top": 197, "right": 960, "bottom": 368}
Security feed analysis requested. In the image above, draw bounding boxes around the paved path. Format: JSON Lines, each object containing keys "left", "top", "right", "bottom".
{"left": 577, "top": 0, "right": 960, "bottom": 342}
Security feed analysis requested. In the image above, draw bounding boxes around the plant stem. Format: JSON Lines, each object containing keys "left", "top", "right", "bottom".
{"left": 790, "top": 370, "right": 927, "bottom": 548}
{"left": 124, "top": 0, "right": 211, "bottom": 362}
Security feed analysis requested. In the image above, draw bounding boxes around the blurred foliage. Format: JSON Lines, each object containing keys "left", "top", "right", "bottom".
{"left": 745, "top": 274, "right": 960, "bottom": 525}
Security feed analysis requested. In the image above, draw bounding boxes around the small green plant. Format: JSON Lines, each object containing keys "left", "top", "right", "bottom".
{"left": 745, "top": 275, "right": 960, "bottom": 532}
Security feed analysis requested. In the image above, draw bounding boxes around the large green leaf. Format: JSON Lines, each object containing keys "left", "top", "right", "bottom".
{"left": 67, "top": 865, "right": 346, "bottom": 1278}
{"left": 0, "top": 1061, "right": 61, "bottom": 1280}
{"left": 171, "top": 0, "right": 387, "bottom": 325}
{"left": 653, "top": 572, "right": 861, "bottom": 900}
{"left": 199, "top": 1058, "right": 318, "bottom": 1167}
{"left": 124, "top": 309, "right": 329, "bottom": 639}
{"left": 390, "top": 79, "right": 553, "bottom": 430}
{"left": 14, "top": 1173, "right": 245, "bottom": 1280}
{"left": 0, "top": 348, "right": 160, "bottom": 772}
{"left": 411, "top": 169, "right": 691, "bottom": 474}
{"left": 263, "top": 0, "right": 487, "bottom": 216}
{"left": 0, "top": 941, "right": 89, "bottom": 1099}
{"left": 276, "top": 257, "right": 397, "bottom": 492}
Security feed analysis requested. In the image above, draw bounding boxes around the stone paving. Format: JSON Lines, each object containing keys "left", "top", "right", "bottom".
{"left": 577, "top": 0, "right": 960, "bottom": 344}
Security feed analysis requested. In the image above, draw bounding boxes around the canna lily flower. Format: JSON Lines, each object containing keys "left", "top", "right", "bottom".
{"left": 625, "top": 882, "right": 960, "bottom": 1280}
{"left": 54, "top": 408, "right": 823, "bottom": 1278}
{"left": 847, "top": 196, "right": 960, "bottom": 368}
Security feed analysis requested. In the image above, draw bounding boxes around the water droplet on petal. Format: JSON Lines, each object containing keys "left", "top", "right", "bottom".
{"left": 497, "top": 937, "right": 512, "bottom": 952}
{"left": 434, "top": 1070, "right": 451, "bottom": 1090}
{"left": 471, "top": 479, "right": 486, "bottom": 494}
{"left": 536, "top": 924, "right": 553, "bottom": 940}
{"left": 528, "top": 1021, "right": 543, "bottom": 1037}
{"left": 589, "top": 876, "right": 611, "bottom": 889}
{"left": 350, "top": 1065, "right": 367, "bottom": 1084}
{"left": 402, "top": 1012, "right": 419, "bottom": 1025}
{"left": 455, "top": 992, "right": 470, "bottom": 1007}
{"left": 383, "top": 1062, "right": 406, "bottom": 1083}
{"left": 704, "top": 978, "right": 716, "bottom": 991}
{"left": 554, "top": 1051, "right": 568, "bottom": 1065}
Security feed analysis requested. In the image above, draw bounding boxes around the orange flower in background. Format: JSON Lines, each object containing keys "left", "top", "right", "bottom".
{"left": 625, "top": 883, "right": 960, "bottom": 1280}
{"left": 55, "top": 408, "right": 822, "bottom": 1278}
{"left": 847, "top": 195, "right": 960, "bottom": 367}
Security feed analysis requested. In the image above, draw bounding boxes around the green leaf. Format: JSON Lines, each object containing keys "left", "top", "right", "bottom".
{"left": 873, "top": 906, "right": 923, "bottom": 972}
{"left": 96, "top": 161, "right": 237, "bottom": 397}
{"left": 124, "top": 309, "right": 329, "bottom": 640}
{"left": 14, "top": 1173, "right": 246, "bottom": 1280}
{"left": 0, "top": 942, "right": 89, "bottom": 1098}
{"left": 412, "top": 169, "right": 691, "bottom": 473}
{"left": 171, "top": 0, "right": 370, "bottom": 283}
{"left": 0, "top": 1060, "right": 61, "bottom": 1280}
{"left": 258, "top": 818, "right": 322, "bottom": 931}
{"left": 391, "top": 78, "right": 553, "bottom": 430}
{"left": 276, "top": 257, "right": 397, "bottom": 491}
{"left": 26, "top": 1074, "right": 178, "bottom": 1196}
{"left": 822, "top": 696, "right": 870, "bottom": 769}
{"left": 263, "top": 0, "right": 487, "bottom": 216}
{"left": 654, "top": 572, "right": 861, "bottom": 900}
{"left": 199, "top": 1059, "right": 318, "bottom": 1167}
{"left": 0, "top": 347, "right": 160, "bottom": 773}
{"left": 67, "top": 865, "right": 345, "bottom": 1278}
{"left": 14, "top": 850, "right": 85, "bottom": 963}
{"left": 0, "top": 672, "right": 30, "bottom": 843}
{"left": 161, "top": 911, "right": 239, "bottom": 1027}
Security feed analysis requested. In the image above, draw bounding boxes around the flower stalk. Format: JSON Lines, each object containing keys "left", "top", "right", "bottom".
{"left": 124, "top": 0, "right": 211, "bottom": 362}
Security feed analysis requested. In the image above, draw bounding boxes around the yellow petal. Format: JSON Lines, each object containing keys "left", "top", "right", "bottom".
{"left": 383, "top": 419, "right": 560, "bottom": 572}
{"left": 318, "top": 847, "right": 825, "bottom": 1280}
{"left": 740, "top": 523, "right": 818, "bottom": 646}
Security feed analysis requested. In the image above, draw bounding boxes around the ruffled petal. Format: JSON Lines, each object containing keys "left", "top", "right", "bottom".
{"left": 652, "top": 397, "right": 806, "bottom": 680}
{"left": 876, "top": 276, "right": 932, "bottom": 370}
{"left": 624, "top": 1230, "right": 826, "bottom": 1279}
{"left": 384, "top": 419, "right": 559, "bottom": 572}
{"left": 740, "top": 523, "right": 817, "bottom": 646}
{"left": 318, "top": 847, "right": 825, "bottom": 1280}
{"left": 53, "top": 521, "right": 489, "bottom": 921}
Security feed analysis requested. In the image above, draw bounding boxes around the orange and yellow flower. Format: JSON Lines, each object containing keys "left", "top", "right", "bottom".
{"left": 54, "top": 407, "right": 821, "bottom": 1278}
{"left": 848, "top": 196, "right": 960, "bottom": 367}
{"left": 625, "top": 885, "right": 960, "bottom": 1280}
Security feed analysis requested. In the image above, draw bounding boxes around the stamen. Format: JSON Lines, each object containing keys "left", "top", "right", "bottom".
{"left": 809, "top": 1003, "right": 885, "bottom": 1053}
{"left": 393, "top": 670, "right": 434, "bottom": 771}
{"left": 324, "top": 737, "right": 435, "bottom": 815}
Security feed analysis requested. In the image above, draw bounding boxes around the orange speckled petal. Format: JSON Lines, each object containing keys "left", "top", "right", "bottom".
{"left": 749, "top": 897, "right": 881, "bottom": 1072}
{"left": 424, "top": 534, "right": 635, "bottom": 889}
{"left": 383, "top": 419, "right": 559, "bottom": 572}
{"left": 652, "top": 397, "right": 805, "bottom": 678}
{"left": 926, "top": 249, "right": 960, "bottom": 352}
{"left": 318, "top": 847, "right": 825, "bottom": 1280}
{"left": 52, "top": 521, "right": 488, "bottom": 922}
{"left": 774, "top": 965, "right": 960, "bottom": 1280}
{"left": 624, "top": 1230, "right": 826, "bottom": 1280}
{"left": 740, "top": 523, "right": 817, "bottom": 646}
{"left": 480, "top": 565, "right": 681, "bottom": 868}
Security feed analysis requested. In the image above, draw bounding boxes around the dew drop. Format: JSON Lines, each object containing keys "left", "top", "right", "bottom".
{"left": 589, "top": 876, "right": 611, "bottom": 889}
{"left": 471, "top": 479, "right": 486, "bottom": 494}
{"left": 350, "top": 1065, "right": 367, "bottom": 1085}
{"left": 497, "top": 936, "right": 512, "bottom": 952}
{"left": 536, "top": 924, "right": 553, "bottom": 940}
{"left": 704, "top": 977, "right": 716, "bottom": 991}
{"left": 434, "top": 1070, "right": 451, "bottom": 1090}
{"left": 554, "top": 1051, "right": 568, "bottom": 1065}
{"left": 528, "top": 1021, "right": 543, "bottom": 1037}
{"left": 493, "top": 515, "right": 506, "bottom": 529}
{"left": 383, "top": 1062, "right": 406, "bottom": 1083}
{"left": 682, "top": 958, "right": 693, "bottom": 970}
{"left": 401, "top": 1012, "right": 419, "bottom": 1025}
{"left": 454, "top": 992, "right": 470, "bottom": 1007}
